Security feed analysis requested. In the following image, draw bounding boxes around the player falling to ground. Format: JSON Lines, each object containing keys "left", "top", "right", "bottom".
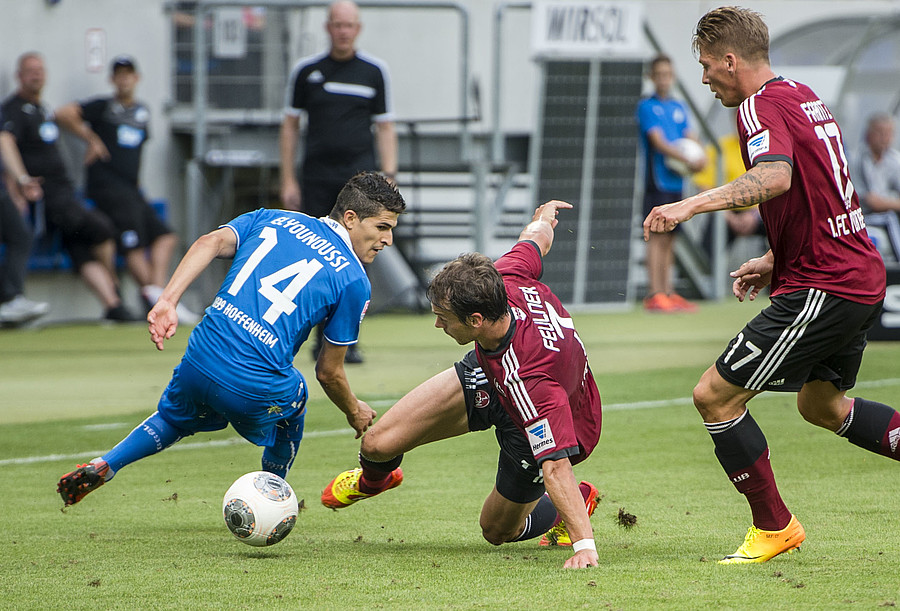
{"left": 644, "top": 6, "right": 899, "bottom": 564}
{"left": 322, "top": 201, "right": 603, "bottom": 570}
{"left": 57, "top": 172, "right": 404, "bottom": 507}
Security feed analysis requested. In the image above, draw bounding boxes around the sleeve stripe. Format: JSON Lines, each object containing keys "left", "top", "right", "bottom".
{"left": 501, "top": 347, "right": 538, "bottom": 421}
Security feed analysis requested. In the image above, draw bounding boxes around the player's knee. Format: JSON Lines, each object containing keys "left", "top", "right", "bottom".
{"left": 692, "top": 379, "right": 716, "bottom": 418}
{"left": 359, "top": 428, "right": 395, "bottom": 462}
{"left": 479, "top": 517, "right": 518, "bottom": 546}
{"left": 796, "top": 397, "right": 845, "bottom": 431}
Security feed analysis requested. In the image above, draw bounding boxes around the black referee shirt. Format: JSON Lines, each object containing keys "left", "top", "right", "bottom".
{"left": 285, "top": 51, "right": 392, "bottom": 182}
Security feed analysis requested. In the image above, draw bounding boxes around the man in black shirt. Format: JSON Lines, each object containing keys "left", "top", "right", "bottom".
{"left": 0, "top": 52, "right": 138, "bottom": 322}
{"left": 280, "top": 0, "right": 398, "bottom": 362}
{"left": 56, "top": 56, "right": 198, "bottom": 323}
{"left": 0, "top": 149, "right": 48, "bottom": 325}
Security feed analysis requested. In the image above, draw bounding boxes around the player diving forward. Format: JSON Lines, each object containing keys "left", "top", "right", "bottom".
{"left": 322, "top": 201, "right": 604, "bottom": 570}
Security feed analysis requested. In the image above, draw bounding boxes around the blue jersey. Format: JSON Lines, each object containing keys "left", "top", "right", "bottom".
{"left": 637, "top": 94, "right": 692, "bottom": 193}
{"left": 183, "top": 209, "right": 370, "bottom": 401}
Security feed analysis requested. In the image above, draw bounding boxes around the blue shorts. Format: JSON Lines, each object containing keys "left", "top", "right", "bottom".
{"left": 157, "top": 360, "right": 307, "bottom": 447}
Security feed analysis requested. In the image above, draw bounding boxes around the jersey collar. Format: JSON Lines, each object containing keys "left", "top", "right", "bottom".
{"left": 476, "top": 309, "right": 516, "bottom": 355}
{"left": 321, "top": 216, "right": 363, "bottom": 267}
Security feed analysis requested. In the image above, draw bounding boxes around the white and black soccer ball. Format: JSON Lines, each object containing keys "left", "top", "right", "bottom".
{"left": 222, "top": 471, "right": 298, "bottom": 547}
{"left": 664, "top": 138, "right": 706, "bottom": 176}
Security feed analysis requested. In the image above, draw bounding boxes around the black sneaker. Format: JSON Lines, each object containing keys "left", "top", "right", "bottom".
{"left": 57, "top": 460, "right": 110, "bottom": 506}
{"left": 105, "top": 304, "right": 141, "bottom": 322}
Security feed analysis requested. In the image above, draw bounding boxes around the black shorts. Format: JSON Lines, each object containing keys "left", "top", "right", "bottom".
{"left": 454, "top": 350, "right": 545, "bottom": 504}
{"left": 41, "top": 179, "right": 116, "bottom": 269}
{"left": 89, "top": 182, "right": 172, "bottom": 251}
{"left": 715, "top": 289, "right": 883, "bottom": 392}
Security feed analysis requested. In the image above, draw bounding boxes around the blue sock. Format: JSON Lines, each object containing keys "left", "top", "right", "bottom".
{"left": 261, "top": 441, "right": 299, "bottom": 479}
{"left": 101, "top": 412, "right": 185, "bottom": 479}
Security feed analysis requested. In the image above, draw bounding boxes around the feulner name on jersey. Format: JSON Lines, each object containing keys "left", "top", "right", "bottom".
{"left": 518, "top": 285, "right": 563, "bottom": 352}
{"left": 269, "top": 216, "right": 352, "bottom": 272}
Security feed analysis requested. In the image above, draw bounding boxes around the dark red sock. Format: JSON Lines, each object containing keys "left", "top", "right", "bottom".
{"left": 358, "top": 453, "right": 402, "bottom": 494}
{"left": 728, "top": 449, "right": 792, "bottom": 531}
{"left": 841, "top": 398, "right": 900, "bottom": 461}
{"left": 708, "top": 411, "right": 791, "bottom": 531}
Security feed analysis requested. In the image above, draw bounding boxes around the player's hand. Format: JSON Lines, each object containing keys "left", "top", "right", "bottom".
{"left": 19, "top": 175, "right": 43, "bottom": 202}
{"left": 564, "top": 549, "right": 599, "bottom": 569}
{"left": 730, "top": 255, "right": 773, "bottom": 302}
{"left": 348, "top": 399, "right": 376, "bottom": 439}
{"left": 533, "top": 200, "right": 573, "bottom": 229}
{"left": 643, "top": 201, "right": 693, "bottom": 240}
{"left": 281, "top": 180, "right": 301, "bottom": 212}
{"left": 148, "top": 297, "right": 179, "bottom": 350}
{"left": 84, "top": 137, "right": 111, "bottom": 165}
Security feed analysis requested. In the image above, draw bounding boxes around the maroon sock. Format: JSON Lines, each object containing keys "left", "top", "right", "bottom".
{"left": 358, "top": 453, "right": 402, "bottom": 494}
{"left": 728, "top": 449, "right": 792, "bottom": 531}
{"left": 840, "top": 398, "right": 900, "bottom": 461}
{"left": 707, "top": 411, "right": 791, "bottom": 531}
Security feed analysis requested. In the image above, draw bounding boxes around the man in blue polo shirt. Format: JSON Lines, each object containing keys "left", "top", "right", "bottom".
{"left": 637, "top": 54, "right": 706, "bottom": 312}
{"left": 57, "top": 171, "right": 405, "bottom": 507}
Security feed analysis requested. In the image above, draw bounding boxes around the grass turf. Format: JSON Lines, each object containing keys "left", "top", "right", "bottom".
{"left": 1, "top": 300, "right": 898, "bottom": 609}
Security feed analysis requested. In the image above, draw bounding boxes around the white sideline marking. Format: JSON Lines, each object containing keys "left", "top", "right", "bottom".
{"left": 6, "top": 378, "right": 900, "bottom": 467}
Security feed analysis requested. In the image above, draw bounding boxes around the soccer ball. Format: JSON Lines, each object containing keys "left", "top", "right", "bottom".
{"left": 664, "top": 138, "right": 706, "bottom": 176}
{"left": 222, "top": 471, "right": 298, "bottom": 547}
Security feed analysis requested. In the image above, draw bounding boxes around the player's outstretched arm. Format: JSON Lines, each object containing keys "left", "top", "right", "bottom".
{"left": 316, "top": 342, "right": 376, "bottom": 438}
{"left": 518, "top": 200, "right": 573, "bottom": 256}
{"left": 643, "top": 160, "right": 791, "bottom": 240}
{"left": 542, "top": 457, "right": 599, "bottom": 569}
{"left": 148, "top": 227, "right": 236, "bottom": 350}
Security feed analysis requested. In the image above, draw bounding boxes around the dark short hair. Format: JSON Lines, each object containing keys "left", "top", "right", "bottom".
{"left": 426, "top": 252, "right": 508, "bottom": 323}
{"left": 111, "top": 55, "right": 137, "bottom": 74}
{"left": 329, "top": 171, "right": 405, "bottom": 221}
{"left": 649, "top": 54, "right": 672, "bottom": 72}
{"left": 692, "top": 6, "right": 770, "bottom": 63}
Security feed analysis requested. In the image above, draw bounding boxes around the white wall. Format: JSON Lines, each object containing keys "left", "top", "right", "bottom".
{"left": 1, "top": 0, "right": 898, "bottom": 211}
{"left": 0, "top": 0, "right": 172, "bottom": 200}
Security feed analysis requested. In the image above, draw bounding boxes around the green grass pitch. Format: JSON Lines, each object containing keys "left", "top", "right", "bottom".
{"left": 1, "top": 300, "right": 898, "bottom": 609}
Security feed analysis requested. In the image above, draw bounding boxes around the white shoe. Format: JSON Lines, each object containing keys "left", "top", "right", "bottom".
{"left": 140, "top": 284, "right": 164, "bottom": 309}
{"left": 0, "top": 295, "right": 50, "bottom": 324}
{"left": 175, "top": 302, "right": 201, "bottom": 325}
{"left": 142, "top": 285, "right": 201, "bottom": 325}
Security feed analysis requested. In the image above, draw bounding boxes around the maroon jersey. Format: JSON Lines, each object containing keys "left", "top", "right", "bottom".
{"left": 475, "top": 241, "right": 602, "bottom": 465}
{"left": 737, "top": 78, "right": 885, "bottom": 304}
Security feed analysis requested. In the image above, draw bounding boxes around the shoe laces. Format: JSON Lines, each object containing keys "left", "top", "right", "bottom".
{"left": 334, "top": 469, "right": 363, "bottom": 496}
{"left": 737, "top": 525, "right": 762, "bottom": 552}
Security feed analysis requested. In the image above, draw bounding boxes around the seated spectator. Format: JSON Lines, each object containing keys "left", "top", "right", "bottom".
{"left": 849, "top": 112, "right": 900, "bottom": 263}
{"left": 0, "top": 52, "right": 139, "bottom": 322}
{"left": 56, "top": 56, "right": 199, "bottom": 323}
{"left": 0, "top": 160, "right": 48, "bottom": 325}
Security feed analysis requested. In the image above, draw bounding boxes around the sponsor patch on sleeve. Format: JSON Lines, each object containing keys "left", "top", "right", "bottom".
{"left": 746, "top": 130, "right": 770, "bottom": 164}
{"left": 526, "top": 418, "right": 556, "bottom": 456}
{"left": 359, "top": 300, "right": 370, "bottom": 323}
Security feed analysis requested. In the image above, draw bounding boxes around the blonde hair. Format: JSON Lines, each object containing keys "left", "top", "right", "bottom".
{"left": 692, "top": 6, "right": 770, "bottom": 63}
